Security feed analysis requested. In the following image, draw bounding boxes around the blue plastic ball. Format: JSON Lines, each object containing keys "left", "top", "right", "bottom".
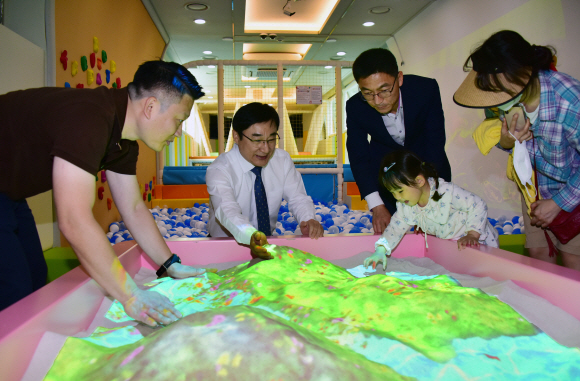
{"left": 512, "top": 228, "right": 521, "bottom": 234}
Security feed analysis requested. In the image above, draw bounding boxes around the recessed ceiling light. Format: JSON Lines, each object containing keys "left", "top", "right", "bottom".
{"left": 203, "top": 55, "right": 216, "bottom": 60}
{"left": 185, "top": 3, "right": 209, "bottom": 11}
{"left": 326, "top": 38, "right": 337, "bottom": 43}
{"left": 208, "top": 96, "right": 214, "bottom": 99}
{"left": 222, "top": 37, "right": 233, "bottom": 41}
{"left": 207, "top": 65, "right": 215, "bottom": 69}
{"left": 363, "top": 22, "right": 375, "bottom": 27}
{"left": 336, "top": 51, "right": 346, "bottom": 56}
{"left": 325, "top": 66, "right": 332, "bottom": 69}
{"left": 244, "top": 85, "right": 251, "bottom": 88}
{"left": 369, "top": 6, "right": 391, "bottom": 14}
{"left": 330, "top": 56, "right": 343, "bottom": 61}
{"left": 203, "top": 50, "right": 212, "bottom": 54}
{"left": 194, "top": 19, "right": 206, "bottom": 24}
{"left": 268, "top": 104, "right": 273, "bottom": 106}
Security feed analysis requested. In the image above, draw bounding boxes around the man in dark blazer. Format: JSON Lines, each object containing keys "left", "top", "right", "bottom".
{"left": 346, "top": 48, "right": 451, "bottom": 234}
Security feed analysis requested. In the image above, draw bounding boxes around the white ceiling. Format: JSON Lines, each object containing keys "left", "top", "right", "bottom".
{"left": 146, "top": 0, "right": 435, "bottom": 63}
{"left": 144, "top": 0, "right": 435, "bottom": 106}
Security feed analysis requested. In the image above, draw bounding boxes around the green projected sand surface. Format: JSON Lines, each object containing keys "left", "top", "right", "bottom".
{"left": 45, "top": 246, "right": 580, "bottom": 380}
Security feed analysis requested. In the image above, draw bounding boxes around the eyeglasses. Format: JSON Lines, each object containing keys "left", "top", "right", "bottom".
{"left": 359, "top": 74, "right": 398, "bottom": 102}
{"left": 241, "top": 132, "right": 280, "bottom": 147}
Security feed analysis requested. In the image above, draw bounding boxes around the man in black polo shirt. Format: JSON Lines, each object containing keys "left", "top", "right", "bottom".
{"left": 0, "top": 61, "right": 205, "bottom": 327}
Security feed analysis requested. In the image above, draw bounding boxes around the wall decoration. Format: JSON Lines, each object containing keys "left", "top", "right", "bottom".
{"left": 71, "top": 60, "right": 78, "bottom": 76}
{"left": 59, "top": 50, "right": 68, "bottom": 70}
{"left": 87, "top": 69, "right": 94, "bottom": 85}
{"left": 96, "top": 73, "right": 102, "bottom": 85}
{"left": 76, "top": 83, "right": 84, "bottom": 88}
{"left": 101, "top": 170, "right": 107, "bottom": 182}
{"left": 97, "top": 58, "right": 102, "bottom": 70}
{"left": 64, "top": 82, "right": 70, "bottom": 88}
{"left": 93, "top": 36, "right": 99, "bottom": 53}
{"left": 107, "top": 198, "right": 113, "bottom": 210}
{"left": 101, "top": 50, "right": 107, "bottom": 63}
{"left": 116, "top": 77, "right": 121, "bottom": 88}
{"left": 112, "top": 82, "right": 117, "bottom": 89}
{"left": 98, "top": 186, "right": 105, "bottom": 200}
{"left": 105, "top": 69, "right": 110, "bottom": 84}
{"left": 90, "top": 52, "right": 95, "bottom": 68}
{"left": 81, "top": 56, "right": 88, "bottom": 71}
{"left": 110, "top": 60, "right": 116, "bottom": 73}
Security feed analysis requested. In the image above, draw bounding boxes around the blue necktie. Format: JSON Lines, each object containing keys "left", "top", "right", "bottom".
{"left": 251, "top": 166, "right": 270, "bottom": 235}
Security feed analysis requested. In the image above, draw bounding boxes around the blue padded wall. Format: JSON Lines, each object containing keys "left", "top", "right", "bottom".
{"left": 163, "top": 166, "right": 208, "bottom": 185}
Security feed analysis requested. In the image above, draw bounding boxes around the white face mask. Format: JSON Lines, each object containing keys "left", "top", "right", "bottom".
{"left": 497, "top": 94, "right": 523, "bottom": 111}
{"left": 509, "top": 130, "right": 535, "bottom": 197}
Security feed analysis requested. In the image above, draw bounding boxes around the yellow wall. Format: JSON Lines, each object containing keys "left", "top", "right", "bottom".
{"left": 55, "top": 0, "right": 165, "bottom": 244}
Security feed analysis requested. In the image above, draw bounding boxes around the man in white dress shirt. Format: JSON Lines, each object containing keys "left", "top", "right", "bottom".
{"left": 206, "top": 102, "right": 324, "bottom": 259}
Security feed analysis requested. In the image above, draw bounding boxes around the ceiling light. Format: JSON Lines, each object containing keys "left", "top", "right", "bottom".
{"left": 207, "top": 65, "right": 215, "bottom": 69}
{"left": 208, "top": 96, "right": 214, "bottom": 99}
{"left": 369, "top": 6, "right": 391, "bottom": 15}
{"left": 363, "top": 22, "right": 375, "bottom": 27}
{"left": 330, "top": 56, "right": 343, "bottom": 61}
{"left": 194, "top": 19, "right": 206, "bottom": 24}
{"left": 222, "top": 37, "right": 233, "bottom": 41}
{"left": 326, "top": 38, "right": 337, "bottom": 43}
{"left": 185, "top": 3, "right": 209, "bottom": 11}
{"left": 268, "top": 104, "right": 273, "bottom": 106}
{"left": 244, "top": 85, "right": 251, "bottom": 88}
{"left": 336, "top": 51, "right": 346, "bottom": 56}
{"left": 203, "top": 50, "right": 212, "bottom": 54}
{"left": 325, "top": 66, "right": 332, "bottom": 69}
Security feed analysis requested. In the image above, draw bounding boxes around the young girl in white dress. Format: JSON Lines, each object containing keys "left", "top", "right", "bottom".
{"left": 364, "top": 150, "right": 498, "bottom": 269}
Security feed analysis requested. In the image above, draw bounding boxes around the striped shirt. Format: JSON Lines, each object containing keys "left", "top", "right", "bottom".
{"left": 530, "top": 70, "right": 580, "bottom": 212}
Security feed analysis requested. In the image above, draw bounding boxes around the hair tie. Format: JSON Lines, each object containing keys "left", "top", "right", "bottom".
{"left": 384, "top": 162, "right": 395, "bottom": 173}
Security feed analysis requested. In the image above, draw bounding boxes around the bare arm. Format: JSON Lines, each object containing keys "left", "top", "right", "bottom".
{"left": 106, "top": 170, "right": 208, "bottom": 278}
{"left": 53, "top": 157, "right": 181, "bottom": 326}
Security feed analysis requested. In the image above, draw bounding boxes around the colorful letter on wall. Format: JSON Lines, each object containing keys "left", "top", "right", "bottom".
{"left": 110, "top": 60, "right": 116, "bottom": 73}
{"left": 71, "top": 60, "right": 78, "bottom": 76}
{"left": 106, "top": 69, "right": 110, "bottom": 84}
{"left": 87, "top": 69, "right": 94, "bottom": 85}
{"left": 116, "top": 77, "right": 121, "bottom": 88}
{"left": 102, "top": 50, "right": 108, "bottom": 63}
{"left": 76, "top": 83, "right": 84, "bottom": 89}
{"left": 93, "top": 36, "right": 99, "bottom": 53}
{"left": 96, "top": 73, "right": 102, "bottom": 85}
{"left": 81, "top": 56, "right": 88, "bottom": 71}
{"left": 90, "top": 53, "right": 96, "bottom": 68}
{"left": 97, "top": 58, "right": 103, "bottom": 70}
{"left": 98, "top": 186, "right": 105, "bottom": 200}
{"left": 59, "top": 50, "right": 68, "bottom": 70}
{"left": 107, "top": 198, "right": 113, "bottom": 210}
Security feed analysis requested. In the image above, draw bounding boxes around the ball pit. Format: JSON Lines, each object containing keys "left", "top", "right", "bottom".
{"left": 107, "top": 201, "right": 525, "bottom": 244}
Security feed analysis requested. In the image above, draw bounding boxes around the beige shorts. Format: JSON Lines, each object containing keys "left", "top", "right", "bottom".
{"left": 521, "top": 194, "right": 580, "bottom": 254}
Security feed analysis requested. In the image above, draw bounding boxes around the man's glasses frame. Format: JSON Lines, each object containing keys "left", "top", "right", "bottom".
{"left": 359, "top": 73, "right": 399, "bottom": 102}
{"left": 241, "top": 132, "right": 280, "bottom": 147}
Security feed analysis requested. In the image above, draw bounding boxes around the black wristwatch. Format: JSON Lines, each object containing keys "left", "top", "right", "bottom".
{"left": 156, "top": 254, "right": 181, "bottom": 277}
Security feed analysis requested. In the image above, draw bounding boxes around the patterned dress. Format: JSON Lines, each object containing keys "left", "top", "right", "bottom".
{"left": 375, "top": 178, "right": 498, "bottom": 253}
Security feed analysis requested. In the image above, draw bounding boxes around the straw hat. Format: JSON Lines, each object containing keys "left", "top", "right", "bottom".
{"left": 453, "top": 69, "right": 529, "bottom": 109}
